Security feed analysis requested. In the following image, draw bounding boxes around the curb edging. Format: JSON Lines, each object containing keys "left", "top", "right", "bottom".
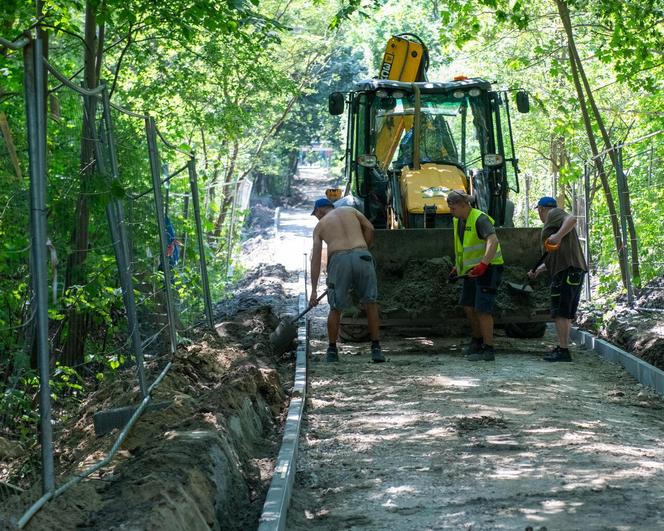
{"left": 571, "top": 327, "right": 664, "bottom": 395}
{"left": 258, "top": 277, "right": 308, "bottom": 531}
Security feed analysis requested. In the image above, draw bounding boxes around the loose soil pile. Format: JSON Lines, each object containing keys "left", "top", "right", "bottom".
{"left": 3, "top": 259, "right": 299, "bottom": 530}
{"left": 578, "top": 274, "right": 664, "bottom": 370}
{"left": 376, "top": 257, "right": 549, "bottom": 321}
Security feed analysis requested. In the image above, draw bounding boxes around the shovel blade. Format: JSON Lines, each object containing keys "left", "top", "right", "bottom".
{"left": 269, "top": 317, "right": 298, "bottom": 354}
{"left": 505, "top": 281, "right": 533, "bottom": 293}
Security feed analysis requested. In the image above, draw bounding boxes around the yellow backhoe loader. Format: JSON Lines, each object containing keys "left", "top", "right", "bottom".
{"left": 327, "top": 34, "right": 549, "bottom": 340}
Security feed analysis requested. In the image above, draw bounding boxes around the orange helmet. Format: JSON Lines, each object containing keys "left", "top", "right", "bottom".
{"left": 544, "top": 239, "right": 560, "bottom": 252}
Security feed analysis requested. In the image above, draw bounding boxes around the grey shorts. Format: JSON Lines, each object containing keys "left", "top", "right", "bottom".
{"left": 326, "top": 249, "right": 378, "bottom": 311}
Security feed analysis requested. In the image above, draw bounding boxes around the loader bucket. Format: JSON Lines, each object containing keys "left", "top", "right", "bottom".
{"left": 340, "top": 228, "right": 551, "bottom": 338}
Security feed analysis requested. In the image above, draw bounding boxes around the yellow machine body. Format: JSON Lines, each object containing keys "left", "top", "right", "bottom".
{"left": 376, "top": 115, "right": 413, "bottom": 170}
{"left": 379, "top": 36, "right": 425, "bottom": 81}
{"left": 400, "top": 164, "right": 468, "bottom": 216}
{"left": 375, "top": 36, "right": 426, "bottom": 170}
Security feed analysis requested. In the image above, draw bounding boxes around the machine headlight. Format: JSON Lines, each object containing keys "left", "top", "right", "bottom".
{"left": 484, "top": 154, "right": 504, "bottom": 167}
{"left": 453, "top": 90, "right": 465, "bottom": 99}
{"left": 469, "top": 88, "right": 481, "bottom": 97}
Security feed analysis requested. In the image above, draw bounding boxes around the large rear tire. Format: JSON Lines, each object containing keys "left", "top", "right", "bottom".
{"left": 339, "top": 324, "right": 370, "bottom": 342}
{"left": 504, "top": 322, "right": 547, "bottom": 339}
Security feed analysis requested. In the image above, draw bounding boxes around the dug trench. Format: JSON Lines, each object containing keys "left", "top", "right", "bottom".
{"left": 12, "top": 264, "right": 300, "bottom": 531}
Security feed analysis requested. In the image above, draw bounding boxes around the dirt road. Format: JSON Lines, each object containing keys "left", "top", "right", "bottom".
{"left": 279, "top": 168, "right": 664, "bottom": 530}
{"left": 287, "top": 331, "right": 664, "bottom": 530}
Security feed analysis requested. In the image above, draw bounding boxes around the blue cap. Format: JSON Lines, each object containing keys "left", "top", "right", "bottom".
{"left": 534, "top": 196, "right": 557, "bottom": 209}
{"left": 311, "top": 197, "right": 334, "bottom": 215}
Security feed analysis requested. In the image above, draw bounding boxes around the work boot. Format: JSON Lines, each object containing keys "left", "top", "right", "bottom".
{"left": 544, "top": 346, "right": 572, "bottom": 362}
{"left": 468, "top": 344, "right": 495, "bottom": 361}
{"left": 371, "top": 344, "right": 386, "bottom": 363}
{"left": 326, "top": 345, "right": 339, "bottom": 363}
{"left": 464, "top": 337, "right": 483, "bottom": 355}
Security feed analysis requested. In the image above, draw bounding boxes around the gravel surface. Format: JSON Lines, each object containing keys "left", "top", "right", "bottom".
{"left": 274, "top": 168, "right": 664, "bottom": 531}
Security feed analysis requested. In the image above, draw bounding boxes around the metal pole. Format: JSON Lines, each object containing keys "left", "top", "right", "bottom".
{"left": 182, "top": 194, "right": 189, "bottom": 270}
{"left": 225, "top": 180, "right": 240, "bottom": 279}
{"left": 188, "top": 159, "right": 214, "bottom": 329}
{"left": 24, "top": 36, "right": 55, "bottom": 494}
{"left": 412, "top": 84, "right": 421, "bottom": 171}
{"left": 145, "top": 116, "right": 178, "bottom": 354}
{"left": 304, "top": 253, "right": 308, "bottom": 303}
{"left": 614, "top": 146, "right": 634, "bottom": 305}
{"left": 106, "top": 204, "right": 147, "bottom": 394}
{"left": 100, "top": 86, "right": 147, "bottom": 395}
{"left": 101, "top": 86, "right": 131, "bottom": 261}
{"left": 583, "top": 162, "right": 591, "bottom": 301}
{"left": 524, "top": 173, "right": 530, "bottom": 228}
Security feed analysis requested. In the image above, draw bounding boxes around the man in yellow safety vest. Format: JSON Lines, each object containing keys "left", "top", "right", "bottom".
{"left": 447, "top": 190, "right": 504, "bottom": 361}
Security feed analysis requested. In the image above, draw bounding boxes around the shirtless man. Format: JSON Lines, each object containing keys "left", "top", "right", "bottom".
{"left": 308, "top": 198, "right": 385, "bottom": 363}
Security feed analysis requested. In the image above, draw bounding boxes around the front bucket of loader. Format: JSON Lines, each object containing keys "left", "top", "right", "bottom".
{"left": 340, "top": 227, "right": 551, "bottom": 338}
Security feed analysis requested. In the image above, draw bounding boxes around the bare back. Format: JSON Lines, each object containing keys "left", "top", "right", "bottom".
{"left": 315, "top": 206, "right": 373, "bottom": 255}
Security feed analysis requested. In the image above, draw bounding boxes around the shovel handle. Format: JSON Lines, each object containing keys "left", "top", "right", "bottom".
{"left": 293, "top": 289, "right": 328, "bottom": 322}
{"left": 530, "top": 252, "right": 548, "bottom": 274}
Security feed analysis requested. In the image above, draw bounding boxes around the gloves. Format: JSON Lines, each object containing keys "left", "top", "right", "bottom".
{"left": 448, "top": 267, "right": 458, "bottom": 280}
{"left": 468, "top": 262, "right": 489, "bottom": 278}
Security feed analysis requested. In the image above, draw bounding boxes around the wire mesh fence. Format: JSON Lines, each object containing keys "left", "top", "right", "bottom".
{"left": 0, "top": 33, "right": 247, "bottom": 528}
{"left": 580, "top": 130, "right": 664, "bottom": 310}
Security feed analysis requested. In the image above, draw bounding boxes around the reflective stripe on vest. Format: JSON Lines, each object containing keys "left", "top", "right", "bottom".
{"left": 453, "top": 208, "right": 504, "bottom": 275}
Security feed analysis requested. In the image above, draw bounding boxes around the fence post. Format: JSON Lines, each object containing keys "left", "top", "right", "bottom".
{"left": 583, "top": 162, "right": 591, "bottom": 301}
{"left": 24, "top": 36, "right": 55, "bottom": 494}
{"left": 225, "top": 180, "right": 240, "bottom": 279}
{"left": 187, "top": 159, "right": 214, "bottom": 329}
{"left": 101, "top": 86, "right": 147, "bottom": 396}
{"left": 145, "top": 116, "right": 178, "bottom": 354}
{"left": 614, "top": 146, "right": 634, "bottom": 305}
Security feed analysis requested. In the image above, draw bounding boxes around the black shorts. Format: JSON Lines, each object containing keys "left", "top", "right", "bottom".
{"left": 460, "top": 265, "right": 503, "bottom": 314}
{"left": 551, "top": 267, "right": 585, "bottom": 319}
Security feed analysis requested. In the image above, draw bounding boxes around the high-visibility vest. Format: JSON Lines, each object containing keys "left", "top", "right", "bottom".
{"left": 453, "top": 208, "right": 504, "bottom": 275}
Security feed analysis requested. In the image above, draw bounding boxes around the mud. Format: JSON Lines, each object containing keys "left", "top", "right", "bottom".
{"left": 9, "top": 306, "right": 292, "bottom": 530}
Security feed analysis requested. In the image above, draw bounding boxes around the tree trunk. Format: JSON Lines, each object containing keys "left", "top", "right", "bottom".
{"left": 213, "top": 140, "right": 239, "bottom": 237}
{"left": 61, "top": 1, "right": 101, "bottom": 366}
{"left": 555, "top": 0, "right": 627, "bottom": 287}
{"left": 286, "top": 150, "right": 298, "bottom": 197}
{"left": 559, "top": 0, "right": 640, "bottom": 286}
{"left": 570, "top": 63, "right": 640, "bottom": 283}
{"left": 616, "top": 149, "right": 642, "bottom": 286}
{"left": 550, "top": 134, "right": 567, "bottom": 206}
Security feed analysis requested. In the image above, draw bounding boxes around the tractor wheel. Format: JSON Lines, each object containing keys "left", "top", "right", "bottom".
{"left": 504, "top": 322, "right": 547, "bottom": 339}
{"left": 339, "top": 324, "right": 370, "bottom": 342}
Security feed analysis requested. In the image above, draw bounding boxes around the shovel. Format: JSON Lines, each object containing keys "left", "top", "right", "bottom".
{"left": 270, "top": 289, "right": 328, "bottom": 354}
{"left": 506, "top": 251, "right": 548, "bottom": 294}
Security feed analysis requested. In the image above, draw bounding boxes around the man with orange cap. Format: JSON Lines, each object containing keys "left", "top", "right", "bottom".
{"left": 528, "top": 196, "right": 587, "bottom": 362}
